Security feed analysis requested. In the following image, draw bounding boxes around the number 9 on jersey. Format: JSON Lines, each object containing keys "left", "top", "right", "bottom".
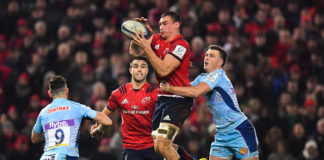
{"left": 48, "top": 127, "right": 70, "bottom": 149}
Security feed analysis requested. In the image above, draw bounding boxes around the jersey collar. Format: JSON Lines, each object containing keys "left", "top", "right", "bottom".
{"left": 211, "top": 68, "right": 224, "bottom": 74}
{"left": 53, "top": 98, "right": 66, "bottom": 101}
{"left": 160, "top": 34, "right": 183, "bottom": 43}
{"left": 128, "top": 82, "right": 149, "bottom": 92}
{"left": 168, "top": 34, "right": 183, "bottom": 43}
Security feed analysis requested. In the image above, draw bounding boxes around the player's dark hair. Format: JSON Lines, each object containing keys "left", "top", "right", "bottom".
{"left": 49, "top": 75, "right": 67, "bottom": 96}
{"left": 129, "top": 56, "right": 150, "bottom": 68}
{"left": 161, "top": 11, "right": 182, "bottom": 28}
{"left": 208, "top": 45, "right": 227, "bottom": 67}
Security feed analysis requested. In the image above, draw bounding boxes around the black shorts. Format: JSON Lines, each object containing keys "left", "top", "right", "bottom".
{"left": 152, "top": 96, "right": 193, "bottom": 130}
{"left": 122, "top": 147, "right": 163, "bottom": 160}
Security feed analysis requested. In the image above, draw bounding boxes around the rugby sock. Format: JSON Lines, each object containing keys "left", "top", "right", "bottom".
{"left": 177, "top": 145, "right": 196, "bottom": 160}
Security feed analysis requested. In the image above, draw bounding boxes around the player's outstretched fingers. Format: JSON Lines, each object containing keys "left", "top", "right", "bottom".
{"left": 133, "top": 32, "right": 143, "bottom": 43}
{"left": 134, "top": 31, "right": 141, "bottom": 39}
{"left": 140, "top": 31, "right": 145, "bottom": 39}
{"left": 131, "top": 35, "right": 140, "bottom": 45}
{"left": 90, "top": 127, "right": 104, "bottom": 139}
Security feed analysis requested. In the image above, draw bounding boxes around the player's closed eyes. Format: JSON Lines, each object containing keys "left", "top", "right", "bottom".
{"left": 205, "top": 53, "right": 215, "bottom": 58}
{"left": 160, "top": 22, "right": 167, "bottom": 26}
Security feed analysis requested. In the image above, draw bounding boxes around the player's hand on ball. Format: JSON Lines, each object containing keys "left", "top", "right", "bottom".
{"left": 133, "top": 17, "right": 153, "bottom": 33}
{"left": 132, "top": 31, "right": 153, "bottom": 50}
{"left": 160, "top": 81, "right": 170, "bottom": 92}
{"left": 90, "top": 123, "right": 104, "bottom": 139}
{"left": 130, "top": 41, "right": 145, "bottom": 57}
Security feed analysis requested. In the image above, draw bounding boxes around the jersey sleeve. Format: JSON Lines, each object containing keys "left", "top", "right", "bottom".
{"left": 198, "top": 72, "right": 221, "bottom": 90}
{"left": 107, "top": 90, "right": 119, "bottom": 111}
{"left": 190, "top": 75, "right": 202, "bottom": 87}
{"left": 33, "top": 113, "right": 43, "bottom": 134}
{"left": 168, "top": 40, "right": 189, "bottom": 62}
{"left": 80, "top": 104, "right": 97, "bottom": 119}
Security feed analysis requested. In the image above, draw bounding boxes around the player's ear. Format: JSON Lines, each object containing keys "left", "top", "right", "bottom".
{"left": 66, "top": 88, "right": 69, "bottom": 96}
{"left": 175, "top": 22, "right": 180, "bottom": 30}
{"left": 129, "top": 67, "right": 133, "bottom": 75}
{"left": 218, "top": 59, "right": 224, "bottom": 67}
{"left": 48, "top": 90, "right": 52, "bottom": 98}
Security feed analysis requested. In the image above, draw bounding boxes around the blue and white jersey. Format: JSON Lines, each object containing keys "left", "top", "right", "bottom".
{"left": 33, "top": 98, "right": 97, "bottom": 157}
{"left": 191, "top": 69, "right": 247, "bottom": 132}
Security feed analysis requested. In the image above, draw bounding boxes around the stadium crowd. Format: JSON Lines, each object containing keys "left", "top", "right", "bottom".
{"left": 0, "top": 0, "right": 324, "bottom": 159}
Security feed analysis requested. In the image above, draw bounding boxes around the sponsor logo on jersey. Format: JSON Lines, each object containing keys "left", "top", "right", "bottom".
{"left": 163, "top": 115, "right": 171, "bottom": 121}
{"left": 215, "top": 93, "right": 222, "bottom": 102}
{"left": 231, "top": 88, "right": 236, "bottom": 94}
{"left": 122, "top": 109, "right": 150, "bottom": 114}
{"left": 47, "top": 106, "right": 70, "bottom": 113}
{"left": 154, "top": 44, "right": 160, "bottom": 50}
{"left": 163, "top": 48, "right": 170, "bottom": 55}
{"left": 172, "top": 45, "right": 186, "bottom": 59}
{"left": 212, "top": 148, "right": 221, "bottom": 153}
{"left": 121, "top": 98, "right": 128, "bottom": 104}
{"left": 142, "top": 97, "right": 151, "bottom": 104}
{"left": 240, "top": 147, "right": 248, "bottom": 155}
{"left": 45, "top": 119, "right": 75, "bottom": 130}
{"left": 206, "top": 73, "right": 218, "bottom": 82}
{"left": 42, "top": 153, "right": 58, "bottom": 160}
{"left": 131, "top": 105, "right": 138, "bottom": 110}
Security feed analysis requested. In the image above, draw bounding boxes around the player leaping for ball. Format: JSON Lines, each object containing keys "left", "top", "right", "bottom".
{"left": 131, "top": 11, "right": 196, "bottom": 160}
{"left": 160, "top": 45, "right": 259, "bottom": 160}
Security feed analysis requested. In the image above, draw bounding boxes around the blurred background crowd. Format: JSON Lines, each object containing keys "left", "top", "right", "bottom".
{"left": 1, "top": 0, "right": 324, "bottom": 159}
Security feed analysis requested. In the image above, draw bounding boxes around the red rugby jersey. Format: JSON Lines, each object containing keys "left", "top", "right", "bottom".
{"left": 106, "top": 82, "right": 157, "bottom": 150}
{"left": 151, "top": 34, "right": 191, "bottom": 90}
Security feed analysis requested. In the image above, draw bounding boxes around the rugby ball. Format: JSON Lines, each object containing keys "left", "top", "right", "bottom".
{"left": 121, "top": 20, "right": 151, "bottom": 39}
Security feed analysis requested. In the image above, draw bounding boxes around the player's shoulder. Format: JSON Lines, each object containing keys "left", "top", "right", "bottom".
{"left": 200, "top": 72, "right": 209, "bottom": 76}
{"left": 153, "top": 33, "right": 162, "bottom": 39}
{"left": 152, "top": 33, "right": 162, "bottom": 42}
{"left": 62, "top": 99, "right": 91, "bottom": 112}
{"left": 193, "top": 73, "right": 207, "bottom": 81}
{"left": 112, "top": 83, "right": 130, "bottom": 96}
{"left": 68, "top": 100, "right": 85, "bottom": 108}
{"left": 39, "top": 102, "right": 53, "bottom": 115}
{"left": 171, "top": 35, "right": 190, "bottom": 47}
{"left": 204, "top": 70, "right": 224, "bottom": 83}
{"left": 38, "top": 106, "right": 48, "bottom": 117}
{"left": 145, "top": 83, "right": 157, "bottom": 93}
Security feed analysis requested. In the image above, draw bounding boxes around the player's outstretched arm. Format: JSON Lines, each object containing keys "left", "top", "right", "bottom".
{"left": 160, "top": 81, "right": 211, "bottom": 98}
{"left": 94, "top": 111, "right": 112, "bottom": 126}
{"left": 90, "top": 107, "right": 113, "bottom": 139}
{"left": 129, "top": 17, "right": 153, "bottom": 57}
{"left": 132, "top": 32, "right": 180, "bottom": 77}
